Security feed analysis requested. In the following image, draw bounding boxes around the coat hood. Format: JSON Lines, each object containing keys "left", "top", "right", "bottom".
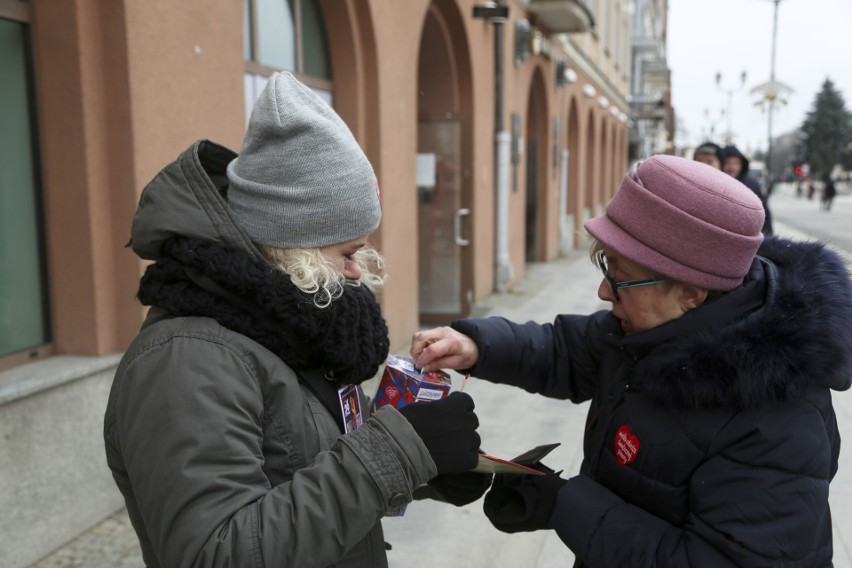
{"left": 693, "top": 141, "right": 723, "bottom": 164}
{"left": 129, "top": 140, "right": 265, "bottom": 263}
{"left": 628, "top": 237, "right": 852, "bottom": 409}
{"left": 720, "top": 144, "right": 750, "bottom": 179}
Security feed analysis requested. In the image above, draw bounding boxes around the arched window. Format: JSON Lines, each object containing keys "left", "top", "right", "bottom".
{"left": 243, "top": 0, "right": 332, "bottom": 120}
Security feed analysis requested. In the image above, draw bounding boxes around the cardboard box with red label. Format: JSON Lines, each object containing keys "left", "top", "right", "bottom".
{"left": 371, "top": 354, "right": 452, "bottom": 413}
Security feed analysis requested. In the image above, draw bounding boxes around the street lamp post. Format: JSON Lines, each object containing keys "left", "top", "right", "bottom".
{"left": 750, "top": 0, "right": 793, "bottom": 179}
{"left": 715, "top": 70, "right": 747, "bottom": 145}
{"left": 767, "top": 0, "right": 780, "bottom": 175}
{"left": 701, "top": 107, "right": 725, "bottom": 142}
{"left": 702, "top": 107, "right": 725, "bottom": 142}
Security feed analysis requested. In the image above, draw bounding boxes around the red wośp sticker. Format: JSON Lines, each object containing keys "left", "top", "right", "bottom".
{"left": 615, "top": 424, "right": 640, "bottom": 465}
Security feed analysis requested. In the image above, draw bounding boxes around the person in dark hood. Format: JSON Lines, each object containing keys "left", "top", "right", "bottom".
{"left": 411, "top": 155, "right": 852, "bottom": 567}
{"left": 104, "top": 72, "right": 490, "bottom": 568}
{"left": 821, "top": 174, "right": 837, "bottom": 211}
{"left": 692, "top": 141, "right": 723, "bottom": 169}
{"left": 721, "top": 144, "right": 773, "bottom": 235}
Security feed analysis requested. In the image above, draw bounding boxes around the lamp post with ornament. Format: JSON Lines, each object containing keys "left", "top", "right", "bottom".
{"left": 750, "top": 0, "right": 793, "bottom": 179}
{"left": 715, "top": 70, "right": 747, "bottom": 145}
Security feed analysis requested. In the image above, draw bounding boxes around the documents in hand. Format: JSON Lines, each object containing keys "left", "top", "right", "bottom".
{"left": 371, "top": 356, "right": 562, "bottom": 478}
{"left": 474, "top": 443, "right": 561, "bottom": 475}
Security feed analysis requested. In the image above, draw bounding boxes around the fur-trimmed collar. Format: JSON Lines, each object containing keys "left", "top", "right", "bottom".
{"left": 626, "top": 237, "right": 852, "bottom": 409}
{"left": 137, "top": 237, "right": 389, "bottom": 386}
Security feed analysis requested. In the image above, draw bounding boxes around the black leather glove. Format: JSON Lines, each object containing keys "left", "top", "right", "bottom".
{"left": 483, "top": 471, "right": 566, "bottom": 533}
{"left": 426, "top": 471, "right": 493, "bottom": 506}
{"left": 398, "top": 391, "right": 481, "bottom": 475}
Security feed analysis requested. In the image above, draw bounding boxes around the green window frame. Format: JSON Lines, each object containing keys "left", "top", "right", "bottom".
{"left": 0, "top": 0, "right": 53, "bottom": 371}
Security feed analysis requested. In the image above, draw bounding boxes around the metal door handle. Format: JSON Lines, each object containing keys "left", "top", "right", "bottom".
{"left": 454, "top": 208, "right": 471, "bottom": 246}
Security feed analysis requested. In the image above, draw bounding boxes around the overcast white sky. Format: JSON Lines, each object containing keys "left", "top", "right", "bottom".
{"left": 667, "top": 0, "right": 852, "bottom": 155}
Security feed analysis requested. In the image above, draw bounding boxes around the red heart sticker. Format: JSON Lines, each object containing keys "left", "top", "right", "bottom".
{"left": 385, "top": 385, "right": 400, "bottom": 403}
{"left": 615, "top": 424, "right": 640, "bottom": 465}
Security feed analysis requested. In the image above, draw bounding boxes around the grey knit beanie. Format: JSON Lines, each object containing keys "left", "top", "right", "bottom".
{"left": 226, "top": 72, "right": 381, "bottom": 249}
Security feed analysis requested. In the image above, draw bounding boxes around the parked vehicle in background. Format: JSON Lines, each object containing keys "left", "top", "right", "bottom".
{"left": 750, "top": 160, "right": 767, "bottom": 188}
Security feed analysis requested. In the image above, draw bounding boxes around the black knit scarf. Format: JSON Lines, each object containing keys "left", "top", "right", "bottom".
{"left": 137, "top": 237, "right": 389, "bottom": 386}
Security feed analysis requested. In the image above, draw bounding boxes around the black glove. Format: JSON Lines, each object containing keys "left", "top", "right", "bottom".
{"left": 426, "top": 471, "right": 493, "bottom": 506}
{"left": 483, "top": 470, "right": 566, "bottom": 533}
{"left": 398, "top": 391, "right": 481, "bottom": 475}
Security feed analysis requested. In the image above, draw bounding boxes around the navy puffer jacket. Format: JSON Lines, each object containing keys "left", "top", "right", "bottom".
{"left": 453, "top": 237, "right": 852, "bottom": 567}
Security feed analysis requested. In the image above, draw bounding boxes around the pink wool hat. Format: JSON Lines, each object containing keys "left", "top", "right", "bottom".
{"left": 585, "top": 155, "right": 765, "bottom": 291}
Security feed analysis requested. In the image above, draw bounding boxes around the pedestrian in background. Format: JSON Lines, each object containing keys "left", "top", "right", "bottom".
{"left": 104, "top": 72, "right": 488, "bottom": 568}
{"left": 691, "top": 141, "right": 723, "bottom": 169}
{"left": 411, "top": 155, "right": 852, "bottom": 567}
{"left": 822, "top": 175, "right": 837, "bottom": 211}
{"left": 721, "top": 144, "right": 774, "bottom": 235}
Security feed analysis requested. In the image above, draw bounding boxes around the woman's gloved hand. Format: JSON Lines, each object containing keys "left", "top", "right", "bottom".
{"left": 483, "top": 470, "right": 566, "bottom": 533}
{"left": 398, "top": 391, "right": 481, "bottom": 475}
{"left": 426, "top": 471, "right": 494, "bottom": 506}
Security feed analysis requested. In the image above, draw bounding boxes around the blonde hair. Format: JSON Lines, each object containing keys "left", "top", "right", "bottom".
{"left": 260, "top": 244, "right": 385, "bottom": 309}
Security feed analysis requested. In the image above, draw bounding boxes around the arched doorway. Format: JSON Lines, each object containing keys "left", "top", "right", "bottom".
{"left": 525, "top": 69, "right": 548, "bottom": 262}
{"left": 566, "top": 97, "right": 580, "bottom": 249}
{"left": 585, "top": 109, "right": 596, "bottom": 219}
{"left": 599, "top": 118, "right": 609, "bottom": 209}
{"left": 416, "top": 1, "right": 473, "bottom": 322}
{"left": 613, "top": 125, "right": 625, "bottom": 198}
{"left": 610, "top": 121, "right": 620, "bottom": 200}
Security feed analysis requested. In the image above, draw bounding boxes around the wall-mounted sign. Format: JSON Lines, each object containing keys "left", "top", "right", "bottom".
{"left": 416, "top": 153, "right": 437, "bottom": 189}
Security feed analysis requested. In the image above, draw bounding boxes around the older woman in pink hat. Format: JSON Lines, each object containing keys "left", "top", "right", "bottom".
{"left": 411, "top": 154, "right": 852, "bottom": 567}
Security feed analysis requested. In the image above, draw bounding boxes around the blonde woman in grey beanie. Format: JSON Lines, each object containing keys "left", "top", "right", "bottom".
{"left": 104, "top": 72, "right": 490, "bottom": 568}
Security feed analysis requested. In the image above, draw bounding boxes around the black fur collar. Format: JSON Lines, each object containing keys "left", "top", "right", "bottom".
{"left": 137, "top": 237, "right": 389, "bottom": 385}
{"left": 628, "top": 237, "right": 852, "bottom": 409}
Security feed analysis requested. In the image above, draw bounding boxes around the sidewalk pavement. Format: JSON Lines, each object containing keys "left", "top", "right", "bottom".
{"left": 31, "top": 221, "right": 852, "bottom": 567}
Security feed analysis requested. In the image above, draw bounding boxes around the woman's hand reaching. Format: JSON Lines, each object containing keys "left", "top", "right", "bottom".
{"left": 410, "top": 326, "right": 479, "bottom": 372}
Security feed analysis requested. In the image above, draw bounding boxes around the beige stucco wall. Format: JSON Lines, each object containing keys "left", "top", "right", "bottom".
{"left": 362, "top": 1, "right": 429, "bottom": 349}
{"left": 25, "top": 0, "right": 630, "bottom": 357}
{"left": 31, "top": 0, "right": 246, "bottom": 357}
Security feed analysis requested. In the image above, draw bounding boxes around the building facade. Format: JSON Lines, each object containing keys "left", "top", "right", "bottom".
{"left": 0, "top": 1, "right": 630, "bottom": 564}
{"left": 628, "top": 0, "right": 674, "bottom": 161}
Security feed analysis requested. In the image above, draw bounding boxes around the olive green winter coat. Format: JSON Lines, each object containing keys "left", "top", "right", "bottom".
{"left": 104, "top": 140, "right": 436, "bottom": 567}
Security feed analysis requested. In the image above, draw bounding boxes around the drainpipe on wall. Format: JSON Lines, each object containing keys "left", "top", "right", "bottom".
{"left": 474, "top": 1, "right": 512, "bottom": 292}
{"left": 495, "top": 128, "right": 512, "bottom": 291}
{"left": 494, "top": 5, "right": 514, "bottom": 293}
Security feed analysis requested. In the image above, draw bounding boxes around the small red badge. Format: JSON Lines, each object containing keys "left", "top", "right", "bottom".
{"left": 615, "top": 424, "right": 640, "bottom": 465}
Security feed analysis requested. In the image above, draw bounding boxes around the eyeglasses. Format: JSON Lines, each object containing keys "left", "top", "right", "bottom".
{"left": 595, "top": 250, "right": 664, "bottom": 301}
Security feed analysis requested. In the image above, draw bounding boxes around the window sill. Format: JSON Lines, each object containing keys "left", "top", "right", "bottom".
{"left": 0, "top": 353, "right": 122, "bottom": 406}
